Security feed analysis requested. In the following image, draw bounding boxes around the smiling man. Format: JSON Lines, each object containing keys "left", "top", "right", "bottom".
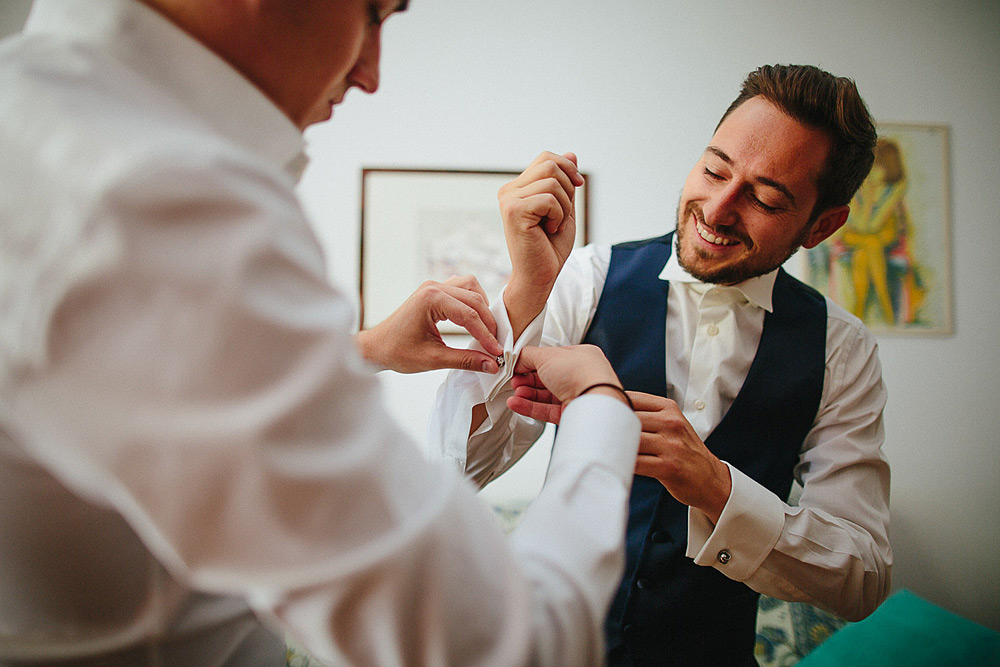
{"left": 433, "top": 65, "right": 893, "bottom": 666}
{"left": 0, "top": 0, "right": 645, "bottom": 665}
{"left": 675, "top": 96, "right": 847, "bottom": 286}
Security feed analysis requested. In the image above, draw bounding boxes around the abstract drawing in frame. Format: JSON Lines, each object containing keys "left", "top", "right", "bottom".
{"left": 800, "top": 123, "right": 953, "bottom": 335}
{"left": 360, "top": 168, "right": 589, "bottom": 333}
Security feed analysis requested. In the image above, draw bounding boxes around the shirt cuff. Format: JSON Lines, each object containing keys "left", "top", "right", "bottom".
{"left": 687, "top": 462, "right": 785, "bottom": 581}
{"left": 476, "top": 288, "right": 547, "bottom": 404}
{"left": 548, "top": 393, "right": 641, "bottom": 481}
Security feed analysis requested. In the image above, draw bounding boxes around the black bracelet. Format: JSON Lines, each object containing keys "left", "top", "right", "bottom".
{"left": 577, "top": 382, "right": 634, "bottom": 411}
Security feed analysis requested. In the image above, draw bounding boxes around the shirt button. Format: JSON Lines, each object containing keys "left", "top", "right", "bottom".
{"left": 707, "top": 324, "right": 720, "bottom": 336}
{"left": 717, "top": 550, "right": 732, "bottom": 564}
{"left": 694, "top": 399, "right": 706, "bottom": 410}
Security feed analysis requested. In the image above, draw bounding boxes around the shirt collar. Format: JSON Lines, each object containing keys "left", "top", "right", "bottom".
{"left": 659, "top": 243, "right": 777, "bottom": 312}
{"left": 24, "top": 0, "right": 308, "bottom": 180}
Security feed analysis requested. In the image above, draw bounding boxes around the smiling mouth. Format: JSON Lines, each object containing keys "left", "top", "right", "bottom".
{"left": 696, "top": 218, "right": 737, "bottom": 246}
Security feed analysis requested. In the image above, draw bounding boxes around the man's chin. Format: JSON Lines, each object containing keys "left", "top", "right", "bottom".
{"left": 676, "top": 236, "right": 734, "bottom": 283}
{"left": 678, "top": 246, "right": 765, "bottom": 285}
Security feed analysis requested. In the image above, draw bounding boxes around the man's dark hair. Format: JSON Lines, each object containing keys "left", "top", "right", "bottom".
{"left": 718, "top": 64, "right": 877, "bottom": 220}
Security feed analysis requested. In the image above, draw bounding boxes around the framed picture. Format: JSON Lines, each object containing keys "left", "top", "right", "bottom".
{"left": 799, "top": 123, "right": 953, "bottom": 335}
{"left": 359, "top": 168, "right": 589, "bottom": 332}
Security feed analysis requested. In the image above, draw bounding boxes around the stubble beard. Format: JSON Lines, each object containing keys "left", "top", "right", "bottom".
{"left": 674, "top": 201, "right": 809, "bottom": 286}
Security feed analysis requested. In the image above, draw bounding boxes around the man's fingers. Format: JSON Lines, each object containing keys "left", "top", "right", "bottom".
{"left": 429, "top": 347, "right": 500, "bottom": 374}
{"left": 561, "top": 152, "right": 584, "bottom": 186}
{"left": 637, "top": 431, "right": 667, "bottom": 454}
{"left": 512, "top": 180, "right": 574, "bottom": 223}
{"left": 518, "top": 162, "right": 577, "bottom": 201}
{"left": 524, "top": 151, "right": 583, "bottom": 187}
{"left": 513, "top": 383, "right": 558, "bottom": 405}
{"left": 502, "top": 153, "right": 581, "bottom": 218}
{"left": 634, "top": 454, "right": 662, "bottom": 479}
{"left": 512, "top": 346, "right": 545, "bottom": 374}
{"left": 422, "top": 282, "right": 502, "bottom": 357}
{"left": 510, "top": 372, "right": 541, "bottom": 390}
{"left": 431, "top": 280, "right": 498, "bottom": 334}
{"left": 443, "top": 274, "right": 490, "bottom": 303}
{"left": 626, "top": 390, "right": 667, "bottom": 412}
{"left": 506, "top": 395, "right": 562, "bottom": 424}
{"left": 501, "top": 190, "right": 567, "bottom": 235}
{"left": 503, "top": 164, "right": 576, "bottom": 226}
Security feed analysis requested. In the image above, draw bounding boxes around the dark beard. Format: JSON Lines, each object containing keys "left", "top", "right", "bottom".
{"left": 673, "top": 203, "right": 810, "bottom": 285}
{"left": 674, "top": 234, "right": 799, "bottom": 284}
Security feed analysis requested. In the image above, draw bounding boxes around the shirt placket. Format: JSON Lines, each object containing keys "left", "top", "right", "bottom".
{"left": 682, "top": 287, "right": 738, "bottom": 440}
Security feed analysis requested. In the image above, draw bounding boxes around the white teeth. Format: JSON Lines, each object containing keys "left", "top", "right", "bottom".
{"left": 696, "top": 220, "right": 733, "bottom": 246}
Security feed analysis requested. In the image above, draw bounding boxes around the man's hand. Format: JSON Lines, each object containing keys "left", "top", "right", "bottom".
{"left": 507, "top": 371, "right": 565, "bottom": 424}
{"left": 355, "top": 275, "right": 504, "bottom": 374}
{"left": 506, "top": 345, "right": 628, "bottom": 419}
{"left": 499, "top": 152, "right": 584, "bottom": 340}
{"left": 629, "top": 391, "right": 733, "bottom": 524}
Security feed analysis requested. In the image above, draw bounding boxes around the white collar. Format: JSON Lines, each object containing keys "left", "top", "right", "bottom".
{"left": 659, "top": 241, "right": 777, "bottom": 312}
{"left": 24, "top": 0, "right": 308, "bottom": 180}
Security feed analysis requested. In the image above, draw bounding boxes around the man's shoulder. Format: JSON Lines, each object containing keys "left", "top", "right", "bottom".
{"left": 776, "top": 271, "right": 869, "bottom": 333}
{"left": 823, "top": 295, "right": 873, "bottom": 340}
{"left": 6, "top": 33, "right": 248, "bottom": 159}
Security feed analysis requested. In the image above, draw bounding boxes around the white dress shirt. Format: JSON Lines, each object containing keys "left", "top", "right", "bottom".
{"left": 431, "top": 242, "right": 893, "bottom": 622}
{"left": 0, "top": 2, "right": 641, "bottom": 665}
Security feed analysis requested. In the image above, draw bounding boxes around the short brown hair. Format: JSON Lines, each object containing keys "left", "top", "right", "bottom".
{"left": 718, "top": 64, "right": 877, "bottom": 220}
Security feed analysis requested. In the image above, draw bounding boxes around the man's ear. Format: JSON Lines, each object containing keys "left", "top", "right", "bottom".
{"left": 802, "top": 205, "right": 850, "bottom": 249}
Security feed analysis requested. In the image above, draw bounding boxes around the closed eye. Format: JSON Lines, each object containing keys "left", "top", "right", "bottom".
{"left": 750, "top": 195, "right": 780, "bottom": 214}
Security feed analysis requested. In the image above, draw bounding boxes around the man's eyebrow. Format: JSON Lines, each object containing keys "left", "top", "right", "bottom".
{"left": 705, "top": 145, "right": 797, "bottom": 206}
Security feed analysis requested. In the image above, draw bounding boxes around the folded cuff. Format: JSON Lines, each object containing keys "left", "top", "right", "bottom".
{"left": 687, "top": 462, "right": 785, "bottom": 581}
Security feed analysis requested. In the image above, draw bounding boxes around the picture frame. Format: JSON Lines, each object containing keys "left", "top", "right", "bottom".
{"left": 359, "top": 168, "right": 589, "bottom": 333}
{"left": 798, "top": 123, "right": 953, "bottom": 335}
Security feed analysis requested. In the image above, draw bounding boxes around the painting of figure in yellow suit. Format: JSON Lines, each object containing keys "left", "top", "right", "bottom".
{"left": 801, "top": 124, "right": 952, "bottom": 334}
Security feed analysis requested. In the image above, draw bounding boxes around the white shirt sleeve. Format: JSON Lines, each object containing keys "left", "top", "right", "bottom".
{"left": 428, "top": 245, "right": 612, "bottom": 488}
{"left": 4, "top": 157, "right": 641, "bottom": 666}
{"left": 686, "top": 303, "right": 892, "bottom": 621}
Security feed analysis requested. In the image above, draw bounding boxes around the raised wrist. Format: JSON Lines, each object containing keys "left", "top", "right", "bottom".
{"left": 503, "top": 282, "right": 551, "bottom": 341}
{"left": 354, "top": 328, "right": 386, "bottom": 369}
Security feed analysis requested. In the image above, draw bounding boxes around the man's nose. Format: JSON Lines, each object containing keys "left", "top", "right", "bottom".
{"left": 702, "top": 183, "right": 741, "bottom": 226}
{"left": 347, "top": 28, "right": 381, "bottom": 94}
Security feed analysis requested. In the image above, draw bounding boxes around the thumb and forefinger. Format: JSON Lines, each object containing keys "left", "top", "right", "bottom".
{"left": 430, "top": 346, "right": 502, "bottom": 374}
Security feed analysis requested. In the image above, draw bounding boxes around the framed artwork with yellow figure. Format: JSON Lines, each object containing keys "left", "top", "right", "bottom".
{"left": 800, "top": 123, "right": 953, "bottom": 335}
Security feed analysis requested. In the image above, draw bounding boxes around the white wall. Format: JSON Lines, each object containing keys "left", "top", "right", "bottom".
{"left": 296, "top": 0, "right": 1000, "bottom": 630}
{"left": 5, "top": 0, "right": 998, "bottom": 631}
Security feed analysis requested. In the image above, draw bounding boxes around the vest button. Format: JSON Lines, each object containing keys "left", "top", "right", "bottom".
{"left": 651, "top": 530, "right": 671, "bottom": 543}
{"left": 636, "top": 578, "right": 650, "bottom": 590}
{"left": 623, "top": 624, "right": 633, "bottom": 638}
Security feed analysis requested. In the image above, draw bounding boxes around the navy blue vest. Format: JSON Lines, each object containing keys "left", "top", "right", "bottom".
{"left": 582, "top": 233, "right": 826, "bottom": 666}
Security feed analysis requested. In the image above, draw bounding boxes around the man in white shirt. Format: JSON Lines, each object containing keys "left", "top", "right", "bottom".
{"left": 432, "top": 65, "right": 892, "bottom": 665}
{"left": 0, "top": 1, "right": 643, "bottom": 665}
